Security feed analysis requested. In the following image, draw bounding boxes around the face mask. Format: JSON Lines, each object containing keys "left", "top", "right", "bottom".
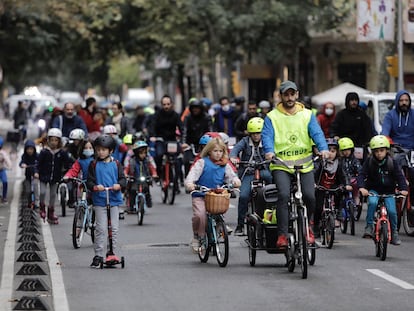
{"left": 83, "top": 150, "right": 94, "bottom": 157}
{"left": 325, "top": 108, "right": 334, "bottom": 116}
{"left": 222, "top": 104, "right": 230, "bottom": 112}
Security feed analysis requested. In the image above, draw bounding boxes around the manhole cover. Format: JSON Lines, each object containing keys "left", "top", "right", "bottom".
{"left": 17, "top": 278, "right": 49, "bottom": 291}
{"left": 13, "top": 296, "right": 48, "bottom": 310}
{"left": 16, "top": 264, "right": 46, "bottom": 276}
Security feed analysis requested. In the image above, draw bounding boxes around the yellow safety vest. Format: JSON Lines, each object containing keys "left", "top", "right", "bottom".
{"left": 267, "top": 104, "right": 314, "bottom": 173}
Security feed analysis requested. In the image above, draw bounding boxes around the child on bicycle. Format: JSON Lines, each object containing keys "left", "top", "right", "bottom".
{"left": 0, "top": 136, "right": 12, "bottom": 203}
{"left": 358, "top": 135, "right": 408, "bottom": 245}
{"left": 185, "top": 137, "right": 241, "bottom": 253}
{"left": 314, "top": 138, "right": 351, "bottom": 236}
{"left": 338, "top": 137, "right": 362, "bottom": 210}
{"left": 87, "top": 134, "right": 126, "bottom": 268}
{"left": 35, "top": 128, "right": 71, "bottom": 223}
{"left": 229, "top": 117, "right": 272, "bottom": 235}
{"left": 125, "top": 140, "right": 158, "bottom": 210}
{"left": 19, "top": 140, "right": 39, "bottom": 208}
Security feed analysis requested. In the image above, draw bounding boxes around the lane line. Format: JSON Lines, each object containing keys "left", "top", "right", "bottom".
{"left": 0, "top": 167, "right": 21, "bottom": 311}
{"left": 42, "top": 218, "right": 70, "bottom": 311}
{"left": 367, "top": 269, "right": 414, "bottom": 290}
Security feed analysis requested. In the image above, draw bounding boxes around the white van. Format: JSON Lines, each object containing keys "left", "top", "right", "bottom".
{"left": 359, "top": 92, "right": 414, "bottom": 134}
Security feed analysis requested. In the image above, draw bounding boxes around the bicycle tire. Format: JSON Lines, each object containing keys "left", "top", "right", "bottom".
{"left": 247, "top": 224, "right": 256, "bottom": 266}
{"left": 287, "top": 234, "right": 295, "bottom": 272}
{"left": 137, "top": 196, "right": 144, "bottom": 226}
{"left": 402, "top": 205, "right": 414, "bottom": 236}
{"left": 198, "top": 235, "right": 210, "bottom": 263}
{"left": 325, "top": 213, "right": 335, "bottom": 249}
{"left": 355, "top": 194, "right": 363, "bottom": 221}
{"left": 72, "top": 206, "right": 85, "bottom": 249}
{"left": 378, "top": 221, "right": 388, "bottom": 261}
{"left": 298, "top": 209, "right": 308, "bottom": 279}
{"left": 215, "top": 219, "right": 229, "bottom": 267}
{"left": 340, "top": 207, "right": 348, "bottom": 234}
{"left": 60, "top": 185, "right": 67, "bottom": 217}
{"left": 90, "top": 210, "right": 95, "bottom": 243}
{"left": 349, "top": 202, "right": 356, "bottom": 236}
{"left": 396, "top": 197, "right": 403, "bottom": 231}
{"left": 167, "top": 165, "right": 176, "bottom": 205}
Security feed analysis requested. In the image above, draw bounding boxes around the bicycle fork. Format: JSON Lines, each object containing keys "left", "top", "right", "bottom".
{"left": 375, "top": 205, "right": 391, "bottom": 243}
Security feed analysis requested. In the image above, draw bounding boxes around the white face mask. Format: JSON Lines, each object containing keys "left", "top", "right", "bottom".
{"left": 222, "top": 104, "right": 230, "bottom": 112}
{"left": 325, "top": 108, "right": 334, "bottom": 116}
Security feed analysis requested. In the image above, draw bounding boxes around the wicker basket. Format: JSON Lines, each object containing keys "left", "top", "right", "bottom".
{"left": 205, "top": 191, "right": 230, "bottom": 214}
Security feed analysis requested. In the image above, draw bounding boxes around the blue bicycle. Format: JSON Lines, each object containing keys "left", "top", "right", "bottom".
{"left": 340, "top": 190, "right": 356, "bottom": 236}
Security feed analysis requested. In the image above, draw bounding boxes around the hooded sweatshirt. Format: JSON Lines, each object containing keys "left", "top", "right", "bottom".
{"left": 329, "top": 92, "right": 374, "bottom": 146}
{"left": 381, "top": 90, "right": 414, "bottom": 149}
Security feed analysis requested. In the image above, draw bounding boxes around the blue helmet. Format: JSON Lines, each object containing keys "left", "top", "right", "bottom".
{"left": 199, "top": 134, "right": 213, "bottom": 145}
{"left": 24, "top": 140, "right": 36, "bottom": 150}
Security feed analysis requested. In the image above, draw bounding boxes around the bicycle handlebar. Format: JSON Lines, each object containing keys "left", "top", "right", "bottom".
{"left": 315, "top": 185, "right": 344, "bottom": 193}
{"left": 367, "top": 192, "right": 405, "bottom": 199}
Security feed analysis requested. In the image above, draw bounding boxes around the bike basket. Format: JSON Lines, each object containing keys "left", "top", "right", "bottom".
{"left": 166, "top": 141, "right": 179, "bottom": 154}
{"left": 205, "top": 191, "right": 230, "bottom": 214}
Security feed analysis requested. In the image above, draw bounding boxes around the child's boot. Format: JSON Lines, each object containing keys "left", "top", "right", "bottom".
{"left": 391, "top": 231, "right": 401, "bottom": 245}
{"left": 47, "top": 206, "right": 59, "bottom": 224}
{"left": 39, "top": 203, "right": 46, "bottom": 221}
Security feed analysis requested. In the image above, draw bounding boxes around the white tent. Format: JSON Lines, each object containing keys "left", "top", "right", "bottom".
{"left": 312, "top": 82, "right": 371, "bottom": 109}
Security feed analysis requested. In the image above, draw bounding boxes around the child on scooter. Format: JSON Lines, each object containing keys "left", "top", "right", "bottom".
{"left": 185, "top": 138, "right": 241, "bottom": 253}
{"left": 87, "top": 134, "right": 126, "bottom": 268}
{"left": 358, "top": 135, "right": 408, "bottom": 245}
{"left": 19, "top": 140, "right": 39, "bottom": 208}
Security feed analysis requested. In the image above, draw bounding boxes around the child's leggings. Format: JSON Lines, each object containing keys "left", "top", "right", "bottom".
{"left": 192, "top": 197, "right": 207, "bottom": 237}
{"left": 0, "top": 169, "right": 8, "bottom": 199}
{"left": 39, "top": 181, "right": 58, "bottom": 207}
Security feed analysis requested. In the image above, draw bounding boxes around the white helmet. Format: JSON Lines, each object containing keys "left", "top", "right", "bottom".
{"left": 259, "top": 100, "right": 270, "bottom": 109}
{"left": 47, "top": 128, "right": 63, "bottom": 138}
{"left": 218, "top": 132, "right": 229, "bottom": 144}
{"left": 103, "top": 124, "right": 117, "bottom": 134}
{"left": 69, "top": 128, "right": 86, "bottom": 140}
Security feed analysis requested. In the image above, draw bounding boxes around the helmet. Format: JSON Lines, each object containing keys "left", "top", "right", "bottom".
{"left": 69, "top": 128, "right": 85, "bottom": 140}
{"left": 103, "top": 124, "right": 117, "bottom": 135}
{"left": 199, "top": 134, "right": 213, "bottom": 145}
{"left": 133, "top": 140, "right": 148, "bottom": 150}
{"left": 258, "top": 100, "right": 270, "bottom": 109}
{"left": 24, "top": 140, "right": 36, "bottom": 150}
{"left": 123, "top": 134, "right": 134, "bottom": 145}
{"left": 218, "top": 132, "right": 229, "bottom": 144}
{"left": 0, "top": 137, "right": 3, "bottom": 148}
{"left": 200, "top": 97, "right": 212, "bottom": 108}
{"left": 326, "top": 138, "right": 338, "bottom": 147}
{"left": 94, "top": 134, "right": 116, "bottom": 150}
{"left": 338, "top": 137, "right": 354, "bottom": 151}
{"left": 234, "top": 96, "right": 245, "bottom": 104}
{"left": 359, "top": 101, "right": 367, "bottom": 111}
{"left": 47, "top": 128, "right": 62, "bottom": 138}
{"left": 189, "top": 99, "right": 203, "bottom": 109}
{"left": 247, "top": 117, "right": 264, "bottom": 133}
{"left": 370, "top": 135, "right": 390, "bottom": 150}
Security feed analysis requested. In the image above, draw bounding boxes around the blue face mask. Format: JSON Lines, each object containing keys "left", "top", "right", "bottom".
{"left": 83, "top": 150, "right": 94, "bottom": 158}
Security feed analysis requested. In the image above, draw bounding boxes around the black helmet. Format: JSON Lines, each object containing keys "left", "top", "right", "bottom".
{"left": 234, "top": 96, "right": 245, "bottom": 104}
{"left": 94, "top": 134, "right": 116, "bottom": 150}
{"left": 189, "top": 99, "right": 203, "bottom": 109}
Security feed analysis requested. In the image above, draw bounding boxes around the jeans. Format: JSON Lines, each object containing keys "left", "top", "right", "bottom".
{"left": 366, "top": 190, "right": 398, "bottom": 232}
{"left": 237, "top": 170, "right": 272, "bottom": 226}
{"left": 272, "top": 170, "right": 316, "bottom": 235}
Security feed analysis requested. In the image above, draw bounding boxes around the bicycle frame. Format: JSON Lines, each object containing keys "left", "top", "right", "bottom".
{"left": 374, "top": 197, "right": 392, "bottom": 243}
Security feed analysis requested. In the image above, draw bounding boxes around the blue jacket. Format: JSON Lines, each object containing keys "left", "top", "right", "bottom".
{"left": 381, "top": 90, "right": 414, "bottom": 149}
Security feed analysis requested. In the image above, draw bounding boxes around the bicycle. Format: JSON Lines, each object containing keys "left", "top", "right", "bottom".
{"left": 156, "top": 138, "right": 180, "bottom": 205}
{"left": 68, "top": 177, "right": 95, "bottom": 249}
{"left": 368, "top": 193, "right": 404, "bottom": 261}
{"left": 57, "top": 179, "right": 69, "bottom": 217}
{"left": 340, "top": 190, "right": 356, "bottom": 236}
{"left": 191, "top": 185, "right": 234, "bottom": 267}
{"left": 126, "top": 175, "right": 152, "bottom": 225}
{"left": 22, "top": 164, "right": 38, "bottom": 210}
{"left": 271, "top": 157, "right": 317, "bottom": 279}
{"left": 315, "top": 185, "right": 342, "bottom": 249}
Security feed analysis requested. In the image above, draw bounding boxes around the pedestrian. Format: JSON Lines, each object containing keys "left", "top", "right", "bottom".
{"left": 185, "top": 138, "right": 241, "bottom": 253}
{"left": 87, "top": 134, "right": 126, "bottom": 268}
{"left": 0, "top": 137, "right": 12, "bottom": 203}
{"left": 317, "top": 101, "right": 336, "bottom": 138}
{"left": 262, "top": 80, "right": 330, "bottom": 248}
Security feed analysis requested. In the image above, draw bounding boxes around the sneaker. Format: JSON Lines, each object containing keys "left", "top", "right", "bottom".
{"left": 391, "top": 231, "right": 401, "bottom": 245}
{"left": 119, "top": 211, "right": 125, "bottom": 220}
{"left": 307, "top": 227, "right": 315, "bottom": 244}
{"left": 234, "top": 225, "right": 243, "bottom": 236}
{"left": 276, "top": 234, "right": 288, "bottom": 248}
{"left": 335, "top": 219, "right": 341, "bottom": 228}
{"left": 362, "top": 225, "right": 373, "bottom": 239}
{"left": 2, "top": 198, "right": 8, "bottom": 203}
{"left": 191, "top": 237, "right": 200, "bottom": 254}
{"left": 226, "top": 225, "right": 233, "bottom": 235}
{"left": 90, "top": 255, "right": 103, "bottom": 268}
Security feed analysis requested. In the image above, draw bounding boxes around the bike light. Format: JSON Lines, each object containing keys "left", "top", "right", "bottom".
{"left": 139, "top": 176, "right": 146, "bottom": 182}
{"left": 37, "top": 119, "right": 46, "bottom": 130}
{"left": 295, "top": 192, "right": 302, "bottom": 200}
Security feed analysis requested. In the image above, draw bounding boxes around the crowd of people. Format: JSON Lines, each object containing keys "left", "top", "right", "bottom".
{"left": 2, "top": 80, "right": 414, "bottom": 267}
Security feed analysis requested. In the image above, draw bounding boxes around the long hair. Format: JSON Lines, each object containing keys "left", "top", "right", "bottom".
{"left": 200, "top": 138, "right": 228, "bottom": 160}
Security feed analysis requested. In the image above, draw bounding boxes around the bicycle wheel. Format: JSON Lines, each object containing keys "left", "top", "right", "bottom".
{"left": 167, "top": 165, "right": 176, "bottom": 205}
{"left": 297, "top": 210, "right": 308, "bottom": 279}
{"left": 198, "top": 235, "right": 210, "bottom": 263}
{"left": 60, "top": 185, "right": 67, "bottom": 217}
{"left": 247, "top": 224, "right": 256, "bottom": 266}
{"left": 355, "top": 194, "right": 363, "bottom": 221}
{"left": 72, "top": 206, "right": 86, "bottom": 249}
{"left": 340, "top": 207, "right": 348, "bottom": 234}
{"left": 90, "top": 210, "right": 95, "bottom": 243}
{"left": 349, "top": 202, "right": 356, "bottom": 236}
{"left": 137, "top": 196, "right": 145, "bottom": 226}
{"left": 287, "top": 234, "right": 295, "bottom": 272}
{"left": 325, "top": 213, "right": 335, "bottom": 249}
{"left": 396, "top": 197, "right": 403, "bottom": 231}
{"left": 403, "top": 204, "right": 414, "bottom": 236}
{"left": 214, "top": 219, "right": 229, "bottom": 267}
{"left": 378, "top": 222, "right": 388, "bottom": 261}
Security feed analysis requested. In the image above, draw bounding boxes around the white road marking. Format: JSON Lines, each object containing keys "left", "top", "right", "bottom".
{"left": 42, "top": 215, "right": 70, "bottom": 311}
{"left": 367, "top": 269, "right": 414, "bottom": 290}
{"left": 0, "top": 168, "right": 21, "bottom": 311}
